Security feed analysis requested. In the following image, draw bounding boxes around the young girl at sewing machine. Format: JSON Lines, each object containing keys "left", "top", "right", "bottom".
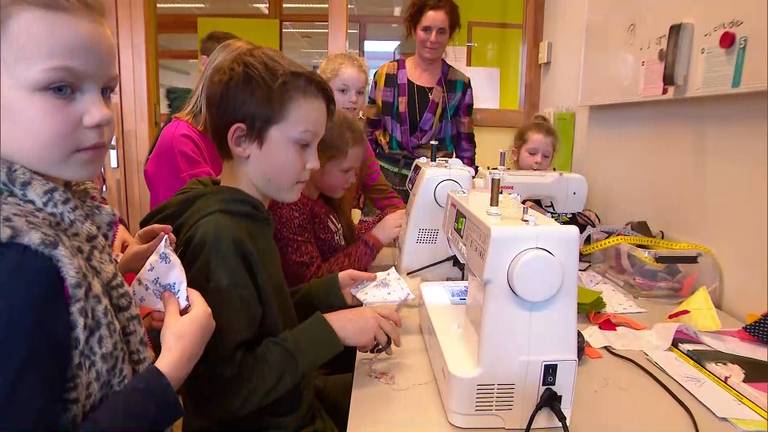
{"left": 271, "top": 111, "right": 405, "bottom": 288}
{"left": 0, "top": 1, "right": 215, "bottom": 429}
{"left": 317, "top": 53, "right": 406, "bottom": 215}
{"left": 511, "top": 116, "right": 600, "bottom": 229}
{"left": 510, "top": 114, "right": 557, "bottom": 171}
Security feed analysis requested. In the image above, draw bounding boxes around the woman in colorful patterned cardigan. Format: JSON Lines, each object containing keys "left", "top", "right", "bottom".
{"left": 365, "top": 0, "right": 476, "bottom": 200}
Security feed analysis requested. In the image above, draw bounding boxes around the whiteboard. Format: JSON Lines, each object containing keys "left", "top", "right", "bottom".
{"left": 579, "top": 0, "right": 767, "bottom": 106}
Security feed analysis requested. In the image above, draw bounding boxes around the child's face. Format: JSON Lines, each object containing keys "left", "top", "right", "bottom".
{"left": 246, "top": 96, "right": 327, "bottom": 203}
{"left": 0, "top": 8, "right": 118, "bottom": 183}
{"left": 514, "top": 132, "right": 554, "bottom": 171}
{"left": 329, "top": 66, "right": 367, "bottom": 114}
{"left": 311, "top": 146, "right": 364, "bottom": 199}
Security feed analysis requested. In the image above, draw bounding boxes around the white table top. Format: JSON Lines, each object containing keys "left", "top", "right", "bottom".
{"left": 350, "top": 254, "right": 743, "bottom": 432}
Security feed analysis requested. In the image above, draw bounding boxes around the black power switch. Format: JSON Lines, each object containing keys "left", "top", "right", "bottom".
{"left": 542, "top": 364, "right": 558, "bottom": 387}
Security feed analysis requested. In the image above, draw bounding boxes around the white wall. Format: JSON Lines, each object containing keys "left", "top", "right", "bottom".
{"left": 541, "top": 0, "right": 768, "bottom": 320}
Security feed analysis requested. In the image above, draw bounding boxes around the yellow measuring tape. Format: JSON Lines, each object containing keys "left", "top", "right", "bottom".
{"left": 580, "top": 236, "right": 713, "bottom": 256}
{"left": 670, "top": 347, "right": 768, "bottom": 420}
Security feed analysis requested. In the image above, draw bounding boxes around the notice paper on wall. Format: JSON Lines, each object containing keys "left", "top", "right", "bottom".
{"left": 696, "top": 39, "right": 747, "bottom": 91}
{"left": 640, "top": 57, "right": 666, "bottom": 96}
{"left": 462, "top": 67, "right": 501, "bottom": 109}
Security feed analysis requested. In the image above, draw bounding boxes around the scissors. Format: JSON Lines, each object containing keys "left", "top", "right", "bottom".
{"left": 369, "top": 298, "right": 407, "bottom": 354}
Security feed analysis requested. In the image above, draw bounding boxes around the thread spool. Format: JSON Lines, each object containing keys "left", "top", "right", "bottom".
{"left": 487, "top": 170, "right": 502, "bottom": 216}
{"left": 498, "top": 149, "right": 508, "bottom": 170}
{"left": 430, "top": 140, "right": 438, "bottom": 163}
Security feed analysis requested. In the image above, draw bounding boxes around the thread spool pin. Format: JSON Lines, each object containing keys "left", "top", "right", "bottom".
{"left": 430, "top": 140, "right": 438, "bottom": 165}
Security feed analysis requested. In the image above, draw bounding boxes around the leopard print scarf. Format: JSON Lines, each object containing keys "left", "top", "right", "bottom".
{"left": 0, "top": 159, "right": 151, "bottom": 427}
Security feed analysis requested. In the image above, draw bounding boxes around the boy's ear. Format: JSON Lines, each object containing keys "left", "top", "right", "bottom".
{"left": 227, "top": 123, "right": 257, "bottom": 159}
{"left": 510, "top": 147, "right": 519, "bottom": 162}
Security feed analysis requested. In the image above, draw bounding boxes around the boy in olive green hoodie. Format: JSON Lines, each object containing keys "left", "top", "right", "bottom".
{"left": 142, "top": 42, "right": 401, "bottom": 432}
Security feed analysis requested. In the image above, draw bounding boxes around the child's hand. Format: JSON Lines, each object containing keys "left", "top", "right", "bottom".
{"left": 371, "top": 209, "right": 405, "bottom": 245}
{"left": 338, "top": 269, "right": 375, "bottom": 305}
{"left": 117, "top": 224, "right": 175, "bottom": 274}
{"left": 154, "top": 288, "right": 215, "bottom": 390}
{"left": 324, "top": 305, "right": 401, "bottom": 353}
{"left": 112, "top": 224, "right": 133, "bottom": 256}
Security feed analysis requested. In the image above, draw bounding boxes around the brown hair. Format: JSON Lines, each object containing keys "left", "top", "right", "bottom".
{"left": 318, "top": 110, "right": 365, "bottom": 164}
{"left": 318, "top": 52, "right": 369, "bottom": 86}
{"left": 199, "top": 30, "right": 238, "bottom": 57}
{"left": 511, "top": 115, "right": 558, "bottom": 167}
{"left": 201, "top": 43, "right": 335, "bottom": 160}
{"left": 1, "top": 0, "right": 105, "bottom": 30}
{"left": 318, "top": 111, "right": 366, "bottom": 245}
{"left": 404, "top": 0, "right": 461, "bottom": 38}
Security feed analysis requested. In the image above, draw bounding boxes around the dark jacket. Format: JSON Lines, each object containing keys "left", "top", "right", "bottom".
{"left": 0, "top": 243, "right": 182, "bottom": 431}
{"left": 141, "top": 178, "right": 346, "bottom": 431}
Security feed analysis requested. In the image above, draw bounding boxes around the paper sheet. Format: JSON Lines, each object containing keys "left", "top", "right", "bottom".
{"left": 640, "top": 57, "right": 665, "bottom": 96}
{"left": 578, "top": 270, "right": 603, "bottom": 288}
{"left": 699, "top": 332, "right": 768, "bottom": 363}
{"left": 579, "top": 271, "right": 646, "bottom": 313}
{"left": 582, "top": 322, "right": 679, "bottom": 351}
{"left": 645, "top": 350, "right": 763, "bottom": 421}
{"left": 462, "top": 67, "right": 501, "bottom": 109}
{"left": 595, "top": 282, "right": 647, "bottom": 314}
{"left": 697, "top": 45, "right": 737, "bottom": 91}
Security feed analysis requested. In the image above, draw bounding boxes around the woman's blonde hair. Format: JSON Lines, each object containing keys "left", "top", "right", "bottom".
{"left": 317, "top": 52, "right": 369, "bottom": 86}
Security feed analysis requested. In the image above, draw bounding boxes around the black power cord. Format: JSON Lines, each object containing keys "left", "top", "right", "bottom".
{"left": 405, "top": 255, "right": 456, "bottom": 277}
{"left": 524, "top": 388, "right": 569, "bottom": 432}
{"left": 605, "top": 346, "right": 700, "bottom": 432}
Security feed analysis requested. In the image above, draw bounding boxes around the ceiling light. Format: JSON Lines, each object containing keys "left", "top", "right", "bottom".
{"left": 393, "top": 6, "right": 402, "bottom": 16}
{"left": 157, "top": 2, "right": 207, "bottom": 7}
{"left": 251, "top": 2, "right": 353, "bottom": 8}
{"left": 283, "top": 28, "right": 358, "bottom": 33}
{"left": 283, "top": 28, "right": 328, "bottom": 33}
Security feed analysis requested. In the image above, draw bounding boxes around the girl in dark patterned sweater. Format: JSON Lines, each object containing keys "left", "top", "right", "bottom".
{"left": 271, "top": 112, "right": 406, "bottom": 288}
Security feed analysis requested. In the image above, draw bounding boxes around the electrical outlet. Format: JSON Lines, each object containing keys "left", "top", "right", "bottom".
{"left": 538, "top": 40, "right": 552, "bottom": 64}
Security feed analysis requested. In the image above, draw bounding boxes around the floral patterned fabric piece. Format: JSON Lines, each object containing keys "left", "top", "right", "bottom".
{"left": 131, "top": 234, "right": 189, "bottom": 310}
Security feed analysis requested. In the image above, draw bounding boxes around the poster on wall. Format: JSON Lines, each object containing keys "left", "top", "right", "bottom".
{"left": 695, "top": 19, "right": 749, "bottom": 92}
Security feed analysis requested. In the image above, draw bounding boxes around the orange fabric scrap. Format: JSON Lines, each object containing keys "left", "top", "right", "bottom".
{"left": 588, "top": 311, "right": 647, "bottom": 330}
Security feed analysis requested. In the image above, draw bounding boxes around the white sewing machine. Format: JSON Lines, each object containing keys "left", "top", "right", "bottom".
{"left": 419, "top": 188, "right": 579, "bottom": 429}
{"left": 395, "top": 157, "right": 474, "bottom": 281}
{"left": 476, "top": 169, "right": 588, "bottom": 214}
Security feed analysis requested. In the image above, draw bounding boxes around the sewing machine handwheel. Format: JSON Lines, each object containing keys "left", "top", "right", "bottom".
{"left": 507, "top": 248, "right": 563, "bottom": 303}
{"left": 433, "top": 179, "right": 462, "bottom": 208}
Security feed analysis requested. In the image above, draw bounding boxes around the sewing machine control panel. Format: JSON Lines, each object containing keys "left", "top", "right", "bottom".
{"left": 447, "top": 203, "right": 490, "bottom": 270}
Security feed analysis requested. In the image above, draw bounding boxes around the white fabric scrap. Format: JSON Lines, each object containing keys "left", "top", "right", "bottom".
{"left": 131, "top": 234, "right": 189, "bottom": 311}
{"left": 351, "top": 267, "right": 414, "bottom": 305}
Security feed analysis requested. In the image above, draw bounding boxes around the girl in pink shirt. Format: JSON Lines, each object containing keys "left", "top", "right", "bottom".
{"left": 145, "top": 118, "right": 221, "bottom": 209}
{"left": 144, "top": 41, "right": 247, "bottom": 209}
